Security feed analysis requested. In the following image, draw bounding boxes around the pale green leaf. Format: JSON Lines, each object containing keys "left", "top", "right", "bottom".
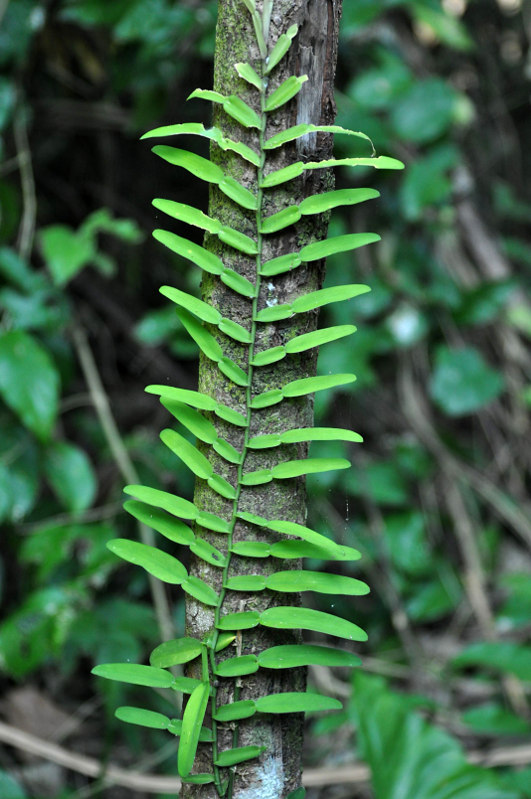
{"left": 213, "top": 438, "right": 242, "bottom": 464}
{"left": 240, "top": 469, "right": 273, "bottom": 485}
{"left": 160, "top": 400, "right": 218, "bottom": 444}
{"left": 266, "top": 519, "right": 361, "bottom": 560}
{"left": 255, "top": 692, "right": 342, "bottom": 714}
{"left": 145, "top": 385, "right": 217, "bottom": 412}
{"left": 300, "top": 233, "right": 380, "bottom": 262}
{"left": 282, "top": 374, "right": 356, "bottom": 397}
{"left": 182, "top": 576, "right": 219, "bottom": 606}
{"left": 261, "top": 607, "right": 367, "bottom": 641}
{"left": 230, "top": 541, "right": 271, "bottom": 558}
{"left": 217, "top": 611, "right": 260, "bottom": 630}
{"left": 115, "top": 706, "right": 170, "bottom": 730}
{"left": 218, "top": 356, "right": 249, "bottom": 386}
{"left": 190, "top": 537, "right": 227, "bottom": 567}
{"left": 167, "top": 719, "right": 213, "bottom": 742}
{"left": 250, "top": 389, "right": 283, "bottom": 409}
{"left": 247, "top": 433, "right": 282, "bottom": 449}
{"left": 261, "top": 162, "right": 304, "bottom": 188}
{"left": 173, "top": 676, "right": 203, "bottom": 694}
{"left": 304, "top": 155, "right": 405, "bottom": 171}
{"left": 270, "top": 540, "right": 359, "bottom": 560}
{"left": 123, "top": 484, "right": 197, "bottom": 520}
{"left": 265, "top": 24, "right": 298, "bottom": 73}
{"left": 259, "top": 252, "right": 302, "bottom": 276}
{"left": 207, "top": 473, "right": 237, "bottom": 501}
{"left": 215, "top": 746, "right": 265, "bottom": 768}
{"left": 235, "top": 62, "right": 263, "bottom": 90}
{"left": 254, "top": 304, "right": 292, "bottom": 322}
{"left": 264, "top": 124, "right": 373, "bottom": 150}
{"left": 187, "top": 88, "right": 226, "bottom": 104}
{"left": 195, "top": 511, "right": 231, "bottom": 534}
{"left": 160, "top": 429, "right": 213, "bottom": 479}
{"left": 215, "top": 655, "right": 259, "bottom": 677}
{"left": 178, "top": 681, "right": 210, "bottom": 778}
{"left": 260, "top": 206, "right": 302, "bottom": 234}
{"left": 271, "top": 457, "right": 350, "bottom": 479}
{"left": 218, "top": 176, "right": 258, "bottom": 210}
{"left": 220, "top": 268, "right": 255, "bottom": 297}
{"left": 281, "top": 427, "right": 363, "bottom": 445}
{"left": 236, "top": 510, "right": 269, "bottom": 526}
{"left": 150, "top": 638, "right": 203, "bottom": 668}
{"left": 176, "top": 308, "right": 223, "bottom": 362}
{"left": 107, "top": 538, "right": 187, "bottom": 584}
{"left": 258, "top": 644, "right": 362, "bottom": 669}
{"left": 291, "top": 284, "right": 370, "bottom": 313}
{"left": 124, "top": 500, "right": 195, "bottom": 545}
{"left": 218, "top": 317, "right": 252, "bottom": 344}
{"left": 214, "top": 403, "right": 248, "bottom": 427}
{"left": 223, "top": 95, "right": 261, "bottom": 128}
{"left": 214, "top": 700, "right": 256, "bottom": 722}
{"left": 285, "top": 325, "right": 356, "bottom": 354}
{"left": 265, "top": 75, "right": 308, "bottom": 112}
{"left": 91, "top": 663, "right": 174, "bottom": 688}
{"left": 225, "top": 575, "right": 267, "bottom": 591}
{"left": 299, "top": 188, "right": 379, "bottom": 214}
{"left": 252, "top": 346, "right": 286, "bottom": 366}
{"left": 266, "top": 570, "right": 369, "bottom": 595}
{"left": 142, "top": 121, "right": 260, "bottom": 166}
{"left": 152, "top": 199, "right": 220, "bottom": 235}
{"left": 218, "top": 226, "right": 258, "bottom": 255}
{"left": 160, "top": 285, "right": 222, "bottom": 325}
{"left": 153, "top": 230, "right": 224, "bottom": 275}
{"left": 141, "top": 121, "right": 213, "bottom": 139}
{"left": 152, "top": 145, "right": 224, "bottom": 183}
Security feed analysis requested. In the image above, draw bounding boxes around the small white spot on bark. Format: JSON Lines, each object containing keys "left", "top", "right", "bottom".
{"left": 238, "top": 755, "right": 284, "bottom": 799}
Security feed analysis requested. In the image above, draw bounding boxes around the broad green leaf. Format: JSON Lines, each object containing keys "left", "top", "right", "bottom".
{"left": 220, "top": 268, "right": 255, "bottom": 297}
{"left": 299, "top": 188, "right": 380, "bottom": 214}
{"left": 225, "top": 574, "right": 267, "bottom": 591}
{"left": 271, "top": 457, "right": 350, "bottom": 479}
{"left": 223, "top": 95, "right": 261, "bottom": 128}
{"left": 285, "top": 325, "right": 356, "bottom": 354}
{"left": 217, "top": 611, "right": 260, "bottom": 630}
{"left": 123, "top": 484, "right": 197, "bottom": 520}
{"left": 150, "top": 638, "right": 204, "bottom": 668}
{"left": 265, "top": 24, "right": 298, "bottom": 73}
{"left": 218, "top": 226, "right": 258, "bottom": 255}
{"left": 304, "top": 155, "right": 405, "bottom": 171}
{"left": 266, "top": 570, "right": 369, "bottom": 595}
{"left": 124, "top": 500, "right": 195, "bottom": 545}
{"left": 168, "top": 719, "right": 213, "bottom": 742}
{"left": 92, "top": 663, "right": 174, "bottom": 688}
{"left": 176, "top": 308, "right": 223, "bottom": 362}
{"left": 207, "top": 473, "right": 237, "bottom": 500}
{"left": 240, "top": 468, "right": 273, "bottom": 485}
{"left": 152, "top": 199, "right": 220, "bottom": 235}
{"left": 218, "top": 176, "right": 258, "bottom": 210}
{"left": 250, "top": 389, "right": 283, "bottom": 409}
{"left": 190, "top": 537, "right": 227, "bottom": 567}
{"left": 178, "top": 681, "right": 210, "bottom": 778}
{"left": 255, "top": 692, "right": 342, "bottom": 714}
{"left": 254, "top": 304, "right": 292, "bottom": 322}
{"left": 152, "top": 145, "right": 224, "bottom": 183}
{"left": 218, "top": 317, "right": 252, "bottom": 343}
{"left": 260, "top": 206, "right": 302, "bottom": 234}
{"left": 160, "top": 285, "right": 222, "bottom": 325}
{"left": 218, "top": 356, "right": 249, "bottom": 386}
{"left": 215, "top": 746, "right": 265, "bottom": 767}
{"left": 141, "top": 122, "right": 260, "bottom": 166}
{"left": 213, "top": 438, "right": 242, "bottom": 464}
{"left": 0, "top": 330, "right": 59, "bottom": 441}
{"left": 430, "top": 346, "right": 505, "bottom": 416}
{"left": 247, "top": 434, "right": 282, "bottom": 449}
{"left": 160, "top": 429, "right": 213, "bottom": 479}
{"left": 252, "top": 346, "right": 286, "bottom": 366}
{"left": 182, "top": 576, "right": 219, "bottom": 606}
{"left": 230, "top": 541, "right": 271, "bottom": 558}
{"left": 261, "top": 607, "right": 367, "bottom": 641}
{"left": 281, "top": 427, "right": 363, "bottom": 444}
{"left": 107, "top": 538, "right": 187, "bottom": 584}
{"left": 215, "top": 655, "right": 259, "bottom": 677}
{"left": 282, "top": 374, "right": 356, "bottom": 397}
{"left": 161, "top": 400, "right": 218, "bottom": 444}
{"left": 291, "top": 284, "right": 370, "bottom": 313}
{"left": 300, "top": 233, "right": 380, "bottom": 262}
{"left": 264, "top": 124, "right": 373, "bottom": 150}
{"left": 261, "top": 162, "right": 304, "bottom": 188}
{"left": 260, "top": 252, "right": 302, "bottom": 276}
{"left": 265, "top": 75, "right": 308, "bottom": 111}
{"left": 196, "top": 512, "right": 230, "bottom": 534}
{"left": 43, "top": 441, "right": 96, "bottom": 513}
{"left": 146, "top": 384, "right": 217, "bottom": 412}
{"left": 153, "top": 230, "right": 224, "bottom": 275}
{"left": 214, "top": 700, "right": 256, "bottom": 722}
{"left": 235, "top": 62, "right": 263, "bottom": 90}
{"left": 258, "top": 644, "right": 362, "bottom": 669}
{"left": 115, "top": 706, "right": 170, "bottom": 730}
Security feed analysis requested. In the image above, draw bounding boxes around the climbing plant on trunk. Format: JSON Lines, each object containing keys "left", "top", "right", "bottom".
{"left": 92, "top": 1, "right": 403, "bottom": 797}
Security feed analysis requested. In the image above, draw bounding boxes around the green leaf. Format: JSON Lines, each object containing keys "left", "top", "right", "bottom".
{"left": 430, "top": 346, "right": 505, "bottom": 416}
{"left": 0, "top": 330, "right": 60, "bottom": 441}
{"left": 173, "top": 676, "right": 203, "bottom": 695}
{"left": 304, "top": 155, "right": 405, "bottom": 171}
{"left": 250, "top": 389, "right": 283, "bottom": 409}
{"left": 115, "top": 706, "right": 170, "bottom": 730}
{"left": 285, "top": 789, "right": 306, "bottom": 799}
{"left": 161, "top": 400, "right": 218, "bottom": 444}
{"left": 220, "top": 268, "right": 256, "bottom": 297}
{"left": 215, "top": 655, "right": 259, "bottom": 677}
{"left": 218, "top": 176, "right": 258, "bottom": 210}
{"left": 146, "top": 385, "right": 217, "bottom": 412}
{"left": 225, "top": 575, "right": 267, "bottom": 591}
{"left": 264, "top": 124, "right": 373, "bottom": 150}
{"left": 215, "top": 746, "right": 265, "bottom": 768}
{"left": 271, "top": 458, "right": 350, "bottom": 479}
{"left": 214, "top": 700, "right": 257, "bottom": 722}
{"left": 218, "top": 356, "right": 249, "bottom": 386}
{"left": 260, "top": 607, "right": 367, "bottom": 641}
{"left": 260, "top": 206, "right": 302, "bottom": 234}
{"left": 141, "top": 122, "right": 260, "bottom": 166}
{"left": 300, "top": 233, "right": 380, "bottom": 262}
{"left": 235, "top": 62, "right": 263, "bottom": 90}
{"left": 282, "top": 373, "right": 356, "bottom": 398}
{"left": 217, "top": 611, "right": 260, "bottom": 630}
{"left": 299, "top": 188, "right": 379, "bottom": 214}
{"left": 215, "top": 633, "right": 236, "bottom": 652}
{"left": 107, "top": 538, "right": 188, "bottom": 584}
{"left": 265, "top": 24, "right": 298, "bottom": 73}
{"left": 261, "top": 162, "right": 304, "bottom": 188}
{"left": 218, "top": 317, "right": 252, "bottom": 343}
{"left": 213, "top": 438, "right": 242, "bottom": 464}
{"left": 181, "top": 774, "right": 215, "bottom": 785}
{"left": 152, "top": 145, "right": 224, "bottom": 183}
{"left": 190, "top": 537, "right": 227, "bottom": 567}
{"left": 207, "top": 473, "right": 237, "bottom": 501}
{"left": 266, "top": 570, "right": 369, "bottom": 595}
{"left": 182, "top": 576, "right": 219, "bottom": 606}
{"left": 247, "top": 433, "right": 282, "bottom": 449}
{"left": 240, "top": 468, "right": 273, "bottom": 485}
{"left": 40, "top": 224, "right": 94, "bottom": 286}
{"left": 236, "top": 511, "right": 269, "bottom": 526}
{"left": 153, "top": 200, "right": 220, "bottom": 235}
{"left": 124, "top": 500, "right": 195, "bottom": 545}
{"left": 260, "top": 252, "right": 302, "bottom": 276}
{"left": 195, "top": 511, "right": 229, "bottom": 533}
{"left": 254, "top": 304, "right": 293, "bottom": 322}
{"left": 153, "top": 229, "right": 224, "bottom": 275}
{"left": 214, "top": 403, "right": 248, "bottom": 427}
{"left": 252, "top": 346, "right": 286, "bottom": 366}
{"left": 178, "top": 681, "right": 210, "bottom": 778}
{"left": 150, "top": 638, "right": 204, "bottom": 668}
{"left": 160, "top": 429, "right": 213, "bottom": 479}
{"left": 230, "top": 541, "right": 271, "bottom": 558}
{"left": 43, "top": 441, "right": 96, "bottom": 513}
{"left": 187, "top": 88, "right": 226, "bottom": 104}
{"left": 258, "top": 644, "right": 362, "bottom": 669}
{"left": 265, "top": 75, "right": 308, "bottom": 111}
{"left": 287, "top": 325, "right": 357, "bottom": 354}
{"left": 92, "top": 663, "right": 174, "bottom": 688}
{"left": 123, "top": 484, "right": 197, "bottom": 520}
{"left": 281, "top": 427, "right": 363, "bottom": 445}
{"left": 169, "top": 716, "right": 212, "bottom": 739}
{"left": 270, "top": 540, "right": 359, "bottom": 561}
{"left": 267, "top": 519, "right": 361, "bottom": 561}
{"left": 223, "top": 95, "right": 261, "bottom": 128}
{"left": 292, "top": 284, "right": 371, "bottom": 313}
{"left": 176, "top": 308, "right": 224, "bottom": 361}
{"left": 218, "top": 226, "right": 258, "bottom": 255}
{"left": 256, "top": 692, "right": 342, "bottom": 714}
{"left": 160, "top": 285, "right": 222, "bottom": 325}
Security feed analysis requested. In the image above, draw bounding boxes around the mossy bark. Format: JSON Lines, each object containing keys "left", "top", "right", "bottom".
{"left": 182, "top": 1, "right": 342, "bottom": 797}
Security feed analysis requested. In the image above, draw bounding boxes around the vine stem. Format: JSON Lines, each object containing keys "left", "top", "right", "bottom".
{"left": 206, "top": 55, "right": 269, "bottom": 799}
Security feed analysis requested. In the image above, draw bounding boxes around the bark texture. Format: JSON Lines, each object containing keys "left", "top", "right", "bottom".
{"left": 182, "top": 1, "right": 342, "bottom": 796}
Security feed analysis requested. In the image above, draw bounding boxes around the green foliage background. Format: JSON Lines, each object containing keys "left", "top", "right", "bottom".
{"left": 0, "top": 1, "right": 530, "bottom": 797}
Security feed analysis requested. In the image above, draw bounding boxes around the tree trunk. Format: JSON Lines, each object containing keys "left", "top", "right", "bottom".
{"left": 182, "top": 1, "right": 342, "bottom": 797}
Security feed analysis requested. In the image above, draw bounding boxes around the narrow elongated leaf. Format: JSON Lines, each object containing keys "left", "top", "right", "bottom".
{"left": 124, "top": 500, "right": 195, "bottom": 545}
{"left": 266, "top": 519, "right": 361, "bottom": 560}
{"left": 142, "top": 121, "right": 260, "bottom": 166}
{"left": 218, "top": 317, "right": 252, "bottom": 343}
{"left": 285, "top": 325, "right": 356, "bottom": 354}
{"left": 254, "top": 304, "right": 292, "bottom": 322}
{"left": 282, "top": 374, "right": 356, "bottom": 398}
{"left": 218, "top": 356, "right": 249, "bottom": 386}
{"left": 215, "top": 746, "right": 265, "bottom": 768}
{"left": 260, "top": 252, "right": 302, "bottom": 276}
{"left": 236, "top": 511, "right": 269, "bottom": 527}
{"left": 265, "top": 75, "right": 308, "bottom": 111}
{"left": 225, "top": 574, "right": 267, "bottom": 591}
{"left": 153, "top": 200, "right": 220, "bottom": 235}
{"left": 218, "top": 176, "right": 258, "bottom": 210}
{"left": 178, "top": 681, "right": 210, "bottom": 778}
{"left": 195, "top": 512, "right": 230, "bottom": 535}
{"left": 107, "top": 539, "right": 188, "bottom": 584}
{"left": 260, "top": 607, "right": 367, "bottom": 641}
{"left": 214, "top": 700, "right": 256, "bottom": 722}
{"left": 300, "top": 233, "right": 380, "bottom": 262}
{"left": 220, "top": 268, "right": 255, "bottom": 297}
{"left": 266, "top": 570, "right": 369, "bottom": 595}
{"left": 153, "top": 230, "right": 224, "bottom": 275}
{"left": 141, "top": 121, "right": 211, "bottom": 140}
{"left": 260, "top": 206, "right": 302, "bottom": 234}
{"left": 145, "top": 385, "right": 217, "bottom": 411}
{"left": 291, "top": 284, "right": 370, "bottom": 313}
{"left": 230, "top": 541, "right": 271, "bottom": 558}
{"left": 215, "top": 655, "right": 259, "bottom": 677}
{"left": 222, "top": 95, "right": 261, "bottom": 128}
{"left": 92, "top": 663, "right": 174, "bottom": 688}
{"left": 304, "top": 155, "right": 404, "bottom": 171}
{"left": 258, "top": 644, "right": 362, "bottom": 669}
{"left": 299, "top": 188, "right": 379, "bottom": 214}
{"left": 160, "top": 285, "right": 222, "bottom": 325}
{"left": 214, "top": 403, "right": 248, "bottom": 427}
{"left": 176, "top": 308, "right": 223, "bottom": 362}
{"left": 115, "top": 706, "right": 170, "bottom": 730}
{"left": 264, "top": 123, "right": 372, "bottom": 150}
{"left": 173, "top": 676, "right": 203, "bottom": 694}
{"left": 190, "top": 537, "right": 227, "bottom": 567}
{"left": 152, "top": 146, "right": 224, "bottom": 183}
{"left": 187, "top": 88, "right": 226, "bottom": 104}
{"left": 168, "top": 719, "right": 213, "bottom": 742}
{"left": 250, "top": 389, "right": 283, "bottom": 409}
{"left": 123, "top": 485, "right": 197, "bottom": 520}
{"left": 255, "top": 692, "right": 342, "bottom": 714}
{"left": 217, "top": 611, "right": 260, "bottom": 630}
{"left": 261, "top": 162, "right": 304, "bottom": 188}
{"left": 218, "top": 226, "right": 258, "bottom": 254}
{"left": 213, "top": 438, "right": 242, "bottom": 464}
{"left": 182, "top": 576, "right": 219, "bottom": 606}
{"left": 270, "top": 540, "right": 359, "bottom": 561}
{"left": 271, "top": 458, "right": 350, "bottom": 479}
{"left": 215, "top": 633, "right": 236, "bottom": 652}
{"left": 247, "top": 434, "right": 282, "bottom": 449}
{"left": 252, "top": 346, "right": 285, "bottom": 366}
{"left": 150, "top": 638, "right": 204, "bottom": 668}
{"left": 240, "top": 468, "right": 273, "bottom": 485}
{"left": 281, "top": 427, "right": 363, "bottom": 445}
{"left": 160, "top": 429, "right": 213, "bottom": 479}
{"left": 235, "top": 62, "right": 263, "bottom": 90}
{"left": 160, "top": 400, "right": 217, "bottom": 444}
{"left": 265, "top": 24, "right": 298, "bottom": 73}
{"left": 207, "top": 473, "right": 237, "bottom": 500}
